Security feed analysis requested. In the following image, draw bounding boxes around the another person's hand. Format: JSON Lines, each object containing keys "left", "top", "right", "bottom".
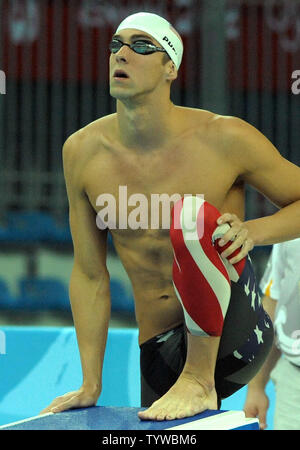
{"left": 243, "top": 388, "right": 269, "bottom": 430}
{"left": 216, "top": 213, "right": 254, "bottom": 264}
{"left": 39, "top": 386, "right": 100, "bottom": 415}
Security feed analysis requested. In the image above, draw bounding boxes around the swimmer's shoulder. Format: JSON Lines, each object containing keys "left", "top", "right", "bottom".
{"left": 62, "top": 114, "right": 117, "bottom": 180}
{"left": 64, "top": 113, "right": 117, "bottom": 148}
{"left": 63, "top": 114, "right": 117, "bottom": 161}
{"left": 203, "top": 110, "right": 268, "bottom": 153}
{"left": 175, "top": 105, "right": 243, "bottom": 137}
{"left": 178, "top": 106, "right": 262, "bottom": 157}
{"left": 176, "top": 105, "right": 253, "bottom": 136}
{"left": 175, "top": 105, "right": 216, "bottom": 126}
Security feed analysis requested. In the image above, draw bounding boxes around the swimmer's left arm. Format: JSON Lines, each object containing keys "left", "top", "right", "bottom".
{"left": 217, "top": 117, "right": 300, "bottom": 262}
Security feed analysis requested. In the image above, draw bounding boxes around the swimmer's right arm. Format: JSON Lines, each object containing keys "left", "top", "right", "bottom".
{"left": 40, "top": 135, "right": 110, "bottom": 414}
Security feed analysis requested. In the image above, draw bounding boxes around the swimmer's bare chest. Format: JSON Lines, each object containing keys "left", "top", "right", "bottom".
{"left": 82, "top": 115, "right": 243, "bottom": 343}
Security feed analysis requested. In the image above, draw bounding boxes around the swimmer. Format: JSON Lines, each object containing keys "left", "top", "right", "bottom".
{"left": 40, "top": 12, "right": 300, "bottom": 421}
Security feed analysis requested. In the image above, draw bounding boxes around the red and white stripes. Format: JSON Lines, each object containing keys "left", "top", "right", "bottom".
{"left": 170, "top": 196, "right": 246, "bottom": 336}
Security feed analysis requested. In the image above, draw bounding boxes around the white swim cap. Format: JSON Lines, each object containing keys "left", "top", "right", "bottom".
{"left": 116, "top": 12, "right": 183, "bottom": 70}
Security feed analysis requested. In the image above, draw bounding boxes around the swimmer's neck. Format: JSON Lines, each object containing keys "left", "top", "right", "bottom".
{"left": 116, "top": 96, "right": 177, "bottom": 151}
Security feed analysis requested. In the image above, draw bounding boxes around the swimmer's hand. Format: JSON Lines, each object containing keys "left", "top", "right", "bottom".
{"left": 39, "top": 386, "right": 101, "bottom": 414}
{"left": 216, "top": 213, "right": 254, "bottom": 264}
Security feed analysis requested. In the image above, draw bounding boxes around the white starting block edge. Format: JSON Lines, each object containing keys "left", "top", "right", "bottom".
{"left": 0, "top": 412, "right": 54, "bottom": 430}
{"left": 166, "top": 410, "right": 259, "bottom": 430}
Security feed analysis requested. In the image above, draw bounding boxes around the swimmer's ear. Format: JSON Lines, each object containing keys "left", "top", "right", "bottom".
{"left": 165, "top": 61, "right": 178, "bottom": 82}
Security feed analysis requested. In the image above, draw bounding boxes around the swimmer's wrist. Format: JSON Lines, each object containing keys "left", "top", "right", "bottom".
{"left": 243, "top": 220, "right": 261, "bottom": 247}
{"left": 81, "top": 381, "right": 102, "bottom": 396}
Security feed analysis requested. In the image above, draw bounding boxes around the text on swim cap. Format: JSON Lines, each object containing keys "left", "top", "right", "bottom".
{"left": 162, "top": 36, "right": 178, "bottom": 55}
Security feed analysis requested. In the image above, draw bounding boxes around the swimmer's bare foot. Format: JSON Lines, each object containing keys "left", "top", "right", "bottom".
{"left": 138, "top": 372, "right": 218, "bottom": 421}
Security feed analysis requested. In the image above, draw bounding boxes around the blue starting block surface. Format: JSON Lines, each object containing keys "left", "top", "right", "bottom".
{"left": 0, "top": 406, "right": 259, "bottom": 430}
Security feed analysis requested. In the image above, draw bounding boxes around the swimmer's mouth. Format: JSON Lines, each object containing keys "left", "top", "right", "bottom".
{"left": 113, "top": 70, "right": 129, "bottom": 79}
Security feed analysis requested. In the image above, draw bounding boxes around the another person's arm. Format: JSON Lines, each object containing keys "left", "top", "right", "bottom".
{"left": 40, "top": 136, "right": 110, "bottom": 414}
{"left": 243, "top": 243, "right": 284, "bottom": 429}
{"left": 243, "top": 295, "right": 280, "bottom": 429}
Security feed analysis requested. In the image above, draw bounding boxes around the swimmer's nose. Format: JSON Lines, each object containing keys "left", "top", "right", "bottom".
{"left": 115, "top": 54, "right": 128, "bottom": 65}
{"left": 115, "top": 45, "right": 131, "bottom": 62}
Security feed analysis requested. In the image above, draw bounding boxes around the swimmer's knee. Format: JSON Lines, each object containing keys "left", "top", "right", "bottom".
{"left": 170, "top": 196, "right": 229, "bottom": 249}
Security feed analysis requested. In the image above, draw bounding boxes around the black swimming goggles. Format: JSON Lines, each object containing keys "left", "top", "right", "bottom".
{"left": 109, "top": 39, "right": 167, "bottom": 56}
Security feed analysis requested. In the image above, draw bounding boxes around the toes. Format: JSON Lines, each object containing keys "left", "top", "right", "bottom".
{"left": 138, "top": 399, "right": 200, "bottom": 422}
{"left": 156, "top": 409, "right": 168, "bottom": 421}
{"left": 138, "top": 411, "right": 149, "bottom": 420}
{"left": 176, "top": 406, "right": 198, "bottom": 420}
{"left": 147, "top": 409, "right": 163, "bottom": 421}
{"left": 138, "top": 406, "right": 169, "bottom": 421}
{"left": 138, "top": 408, "right": 155, "bottom": 421}
{"left": 176, "top": 410, "right": 188, "bottom": 420}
